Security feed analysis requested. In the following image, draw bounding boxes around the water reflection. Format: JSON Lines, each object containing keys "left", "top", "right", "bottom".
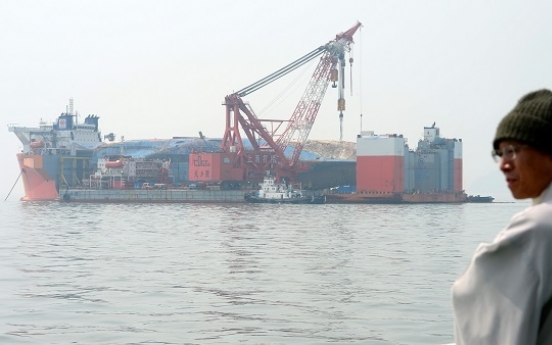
{"left": 1, "top": 202, "right": 518, "bottom": 344}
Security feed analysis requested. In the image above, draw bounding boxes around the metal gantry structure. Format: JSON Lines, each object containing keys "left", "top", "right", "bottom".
{"left": 220, "top": 22, "right": 362, "bottom": 182}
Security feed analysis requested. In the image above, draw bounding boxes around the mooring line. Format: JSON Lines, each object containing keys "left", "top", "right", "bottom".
{"left": 5, "top": 171, "right": 22, "bottom": 201}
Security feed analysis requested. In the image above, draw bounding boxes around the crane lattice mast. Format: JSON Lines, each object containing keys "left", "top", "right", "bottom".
{"left": 220, "top": 22, "right": 362, "bottom": 180}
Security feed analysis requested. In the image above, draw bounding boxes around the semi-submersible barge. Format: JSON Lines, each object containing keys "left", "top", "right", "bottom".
{"left": 9, "top": 105, "right": 468, "bottom": 204}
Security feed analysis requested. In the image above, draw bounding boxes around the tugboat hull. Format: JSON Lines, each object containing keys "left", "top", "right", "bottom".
{"left": 244, "top": 193, "right": 326, "bottom": 204}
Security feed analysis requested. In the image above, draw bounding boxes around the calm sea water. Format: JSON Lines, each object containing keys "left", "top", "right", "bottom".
{"left": 0, "top": 200, "right": 527, "bottom": 345}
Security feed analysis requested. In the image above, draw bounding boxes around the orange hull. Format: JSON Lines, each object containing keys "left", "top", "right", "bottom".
{"left": 325, "top": 192, "right": 403, "bottom": 204}
{"left": 356, "top": 156, "right": 404, "bottom": 193}
{"left": 401, "top": 192, "right": 467, "bottom": 203}
{"left": 325, "top": 191, "right": 467, "bottom": 204}
{"left": 16, "top": 153, "right": 59, "bottom": 201}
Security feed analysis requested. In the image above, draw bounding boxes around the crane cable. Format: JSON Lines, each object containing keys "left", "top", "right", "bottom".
{"left": 359, "top": 25, "right": 364, "bottom": 136}
{"left": 258, "top": 58, "right": 315, "bottom": 117}
{"left": 350, "top": 46, "right": 354, "bottom": 96}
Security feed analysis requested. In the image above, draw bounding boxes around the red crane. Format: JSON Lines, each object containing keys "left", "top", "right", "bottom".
{"left": 191, "top": 22, "right": 362, "bottom": 185}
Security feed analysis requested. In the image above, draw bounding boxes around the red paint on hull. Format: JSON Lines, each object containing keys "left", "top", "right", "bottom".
{"left": 454, "top": 158, "right": 463, "bottom": 192}
{"left": 17, "top": 153, "right": 59, "bottom": 201}
{"left": 356, "top": 156, "right": 404, "bottom": 193}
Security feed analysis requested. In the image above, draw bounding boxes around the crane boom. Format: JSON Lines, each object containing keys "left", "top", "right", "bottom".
{"left": 276, "top": 22, "right": 362, "bottom": 167}
{"left": 236, "top": 46, "right": 327, "bottom": 98}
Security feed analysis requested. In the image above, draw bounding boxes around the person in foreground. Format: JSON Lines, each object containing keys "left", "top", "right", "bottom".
{"left": 452, "top": 89, "right": 552, "bottom": 345}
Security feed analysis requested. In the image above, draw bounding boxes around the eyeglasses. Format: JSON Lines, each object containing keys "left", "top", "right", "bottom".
{"left": 491, "top": 144, "right": 526, "bottom": 163}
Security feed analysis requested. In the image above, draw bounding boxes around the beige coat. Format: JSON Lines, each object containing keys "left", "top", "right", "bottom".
{"left": 452, "top": 184, "right": 552, "bottom": 345}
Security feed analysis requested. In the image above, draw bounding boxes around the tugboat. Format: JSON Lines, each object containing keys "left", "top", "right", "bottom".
{"left": 467, "top": 195, "right": 495, "bottom": 203}
{"left": 244, "top": 176, "right": 326, "bottom": 204}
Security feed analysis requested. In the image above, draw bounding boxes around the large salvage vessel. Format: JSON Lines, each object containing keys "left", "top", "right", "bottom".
{"left": 9, "top": 108, "right": 469, "bottom": 204}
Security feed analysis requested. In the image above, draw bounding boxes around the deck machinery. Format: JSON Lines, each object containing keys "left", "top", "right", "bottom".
{"left": 189, "top": 22, "right": 362, "bottom": 186}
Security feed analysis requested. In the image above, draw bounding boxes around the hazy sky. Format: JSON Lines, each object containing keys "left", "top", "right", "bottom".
{"left": 2, "top": 0, "right": 551, "bottom": 201}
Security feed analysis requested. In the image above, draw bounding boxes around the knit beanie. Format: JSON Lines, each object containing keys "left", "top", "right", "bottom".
{"left": 493, "top": 89, "right": 552, "bottom": 155}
